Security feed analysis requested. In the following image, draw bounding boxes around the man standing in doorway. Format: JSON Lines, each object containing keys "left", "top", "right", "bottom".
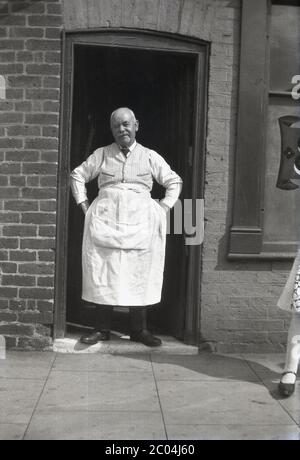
{"left": 70, "top": 107, "right": 183, "bottom": 346}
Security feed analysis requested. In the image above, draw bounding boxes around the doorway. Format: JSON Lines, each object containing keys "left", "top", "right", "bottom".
{"left": 56, "top": 30, "right": 208, "bottom": 345}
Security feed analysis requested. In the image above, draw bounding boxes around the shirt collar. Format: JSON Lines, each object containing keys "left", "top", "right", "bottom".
{"left": 118, "top": 140, "right": 136, "bottom": 158}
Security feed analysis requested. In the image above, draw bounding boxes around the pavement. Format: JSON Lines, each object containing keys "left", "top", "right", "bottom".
{"left": 0, "top": 333, "right": 300, "bottom": 440}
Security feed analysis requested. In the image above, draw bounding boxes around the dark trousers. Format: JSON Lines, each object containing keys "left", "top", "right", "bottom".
{"left": 92, "top": 305, "right": 147, "bottom": 332}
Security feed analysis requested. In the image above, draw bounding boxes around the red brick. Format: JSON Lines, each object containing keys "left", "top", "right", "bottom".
{"left": 45, "top": 27, "right": 61, "bottom": 39}
{"left": 5, "top": 88, "right": 23, "bottom": 99}
{"left": 0, "top": 100, "right": 13, "bottom": 110}
{"left": 0, "top": 212, "right": 19, "bottom": 223}
{"left": 8, "top": 75, "right": 41, "bottom": 88}
{"left": 37, "top": 276, "right": 54, "bottom": 287}
{"left": 28, "top": 15, "right": 62, "bottom": 27}
{"left": 39, "top": 200, "right": 56, "bottom": 212}
{"left": 26, "top": 176, "right": 39, "bottom": 187}
{"left": 40, "top": 176, "right": 57, "bottom": 187}
{"left": 26, "top": 88, "right": 60, "bottom": 101}
{"left": 21, "top": 187, "right": 56, "bottom": 199}
{"left": 0, "top": 51, "right": 15, "bottom": 61}
{"left": 40, "top": 151, "right": 58, "bottom": 162}
{"left": 9, "top": 176, "right": 26, "bottom": 187}
{"left": 0, "top": 63, "right": 23, "bottom": 73}
{"left": 38, "top": 225, "right": 56, "bottom": 237}
{"left": 2, "top": 275, "right": 36, "bottom": 286}
{"left": 4, "top": 200, "right": 38, "bottom": 211}
{"left": 43, "top": 101, "right": 59, "bottom": 112}
{"left": 47, "top": 4, "right": 62, "bottom": 14}
{"left": 26, "top": 63, "right": 60, "bottom": 75}
{"left": 9, "top": 299, "right": 26, "bottom": 311}
{"left": 18, "top": 311, "right": 53, "bottom": 323}
{"left": 22, "top": 163, "right": 57, "bottom": 175}
{"left": 0, "top": 112, "right": 22, "bottom": 123}
{"left": 19, "top": 262, "right": 54, "bottom": 275}
{"left": 6, "top": 150, "right": 40, "bottom": 161}
{"left": 15, "top": 101, "right": 32, "bottom": 111}
{"left": 3, "top": 225, "right": 37, "bottom": 237}
{"left": 42, "top": 126, "right": 58, "bottom": 137}
{"left": 0, "top": 238, "right": 18, "bottom": 250}
{"left": 25, "top": 113, "right": 58, "bottom": 124}
{"left": 0, "top": 324, "right": 34, "bottom": 336}
{"left": 0, "top": 250, "right": 9, "bottom": 261}
{"left": 15, "top": 50, "right": 34, "bottom": 62}
{"left": 0, "top": 113, "right": 23, "bottom": 124}
{"left": 0, "top": 39, "right": 23, "bottom": 50}
{"left": 20, "top": 238, "right": 55, "bottom": 250}
{"left": 0, "top": 163, "right": 21, "bottom": 175}
{"left": 43, "top": 74, "right": 60, "bottom": 85}
{"left": 21, "top": 212, "right": 56, "bottom": 225}
{"left": 0, "top": 187, "right": 19, "bottom": 198}
{"left": 11, "top": 2, "right": 45, "bottom": 14}
{"left": 10, "top": 250, "right": 36, "bottom": 262}
{"left": 0, "top": 299, "right": 9, "bottom": 309}
{"left": 9, "top": 27, "right": 44, "bottom": 38}
{"left": 0, "top": 176, "right": 8, "bottom": 186}
{"left": 0, "top": 287, "right": 18, "bottom": 298}
{"left": 37, "top": 300, "right": 53, "bottom": 312}
{"left": 19, "top": 287, "right": 54, "bottom": 299}
{"left": 7, "top": 125, "right": 41, "bottom": 136}
{"left": 0, "top": 262, "right": 17, "bottom": 273}
{"left": 0, "top": 311, "right": 17, "bottom": 321}
{"left": 26, "top": 39, "right": 61, "bottom": 51}
{"left": 37, "top": 250, "right": 55, "bottom": 262}
{"left": 44, "top": 51, "right": 61, "bottom": 65}
{"left": 18, "top": 336, "right": 52, "bottom": 350}
{"left": 0, "top": 15, "right": 26, "bottom": 26}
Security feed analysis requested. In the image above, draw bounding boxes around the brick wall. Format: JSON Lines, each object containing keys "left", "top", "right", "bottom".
{"left": 0, "top": 0, "right": 292, "bottom": 351}
{"left": 0, "top": 0, "right": 62, "bottom": 349}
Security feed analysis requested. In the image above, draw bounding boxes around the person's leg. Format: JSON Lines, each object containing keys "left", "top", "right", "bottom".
{"left": 129, "top": 307, "right": 162, "bottom": 347}
{"left": 80, "top": 304, "right": 112, "bottom": 344}
{"left": 279, "top": 312, "right": 300, "bottom": 395}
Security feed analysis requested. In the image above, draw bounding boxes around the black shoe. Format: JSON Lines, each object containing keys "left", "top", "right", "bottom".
{"left": 278, "top": 371, "right": 297, "bottom": 397}
{"left": 80, "top": 330, "right": 110, "bottom": 345}
{"left": 130, "top": 330, "right": 162, "bottom": 347}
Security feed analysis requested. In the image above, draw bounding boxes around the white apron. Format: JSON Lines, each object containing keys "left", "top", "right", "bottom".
{"left": 81, "top": 183, "right": 167, "bottom": 306}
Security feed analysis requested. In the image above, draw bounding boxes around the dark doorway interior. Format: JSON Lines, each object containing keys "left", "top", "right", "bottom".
{"left": 67, "top": 44, "right": 196, "bottom": 339}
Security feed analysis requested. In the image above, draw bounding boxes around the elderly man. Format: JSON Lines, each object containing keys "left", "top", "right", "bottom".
{"left": 70, "top": 107, "right": 182, "bottom": 346}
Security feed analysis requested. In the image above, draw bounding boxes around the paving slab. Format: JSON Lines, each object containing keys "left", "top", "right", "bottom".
{"left": 157, "top": 379, "right": 295, "bottom": 426}
{"left": 25, "top": 410, "right": 166, "bottom": 440}
{"left": 166, "top": 424, "right": 300, "bottom": 440}
{"left": 53, "top": 352, "right": 152, "bottom": 373}
{"left": 151, "top": 353, "right": 259, "bottom": 382}
{"left": 0, "top": 424, "right": 27, "bottom": 440}
{"left": 0, "top": 351, "right": 55, "bottom": 380}
{"left": 0, "top": 379, "right": 45, "bottom": 424}
{"left": 36, "top": 371, "right": 160, "bottom": 413}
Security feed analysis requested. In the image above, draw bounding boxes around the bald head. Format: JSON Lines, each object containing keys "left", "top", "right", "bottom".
{"left": 110, "top": 107, "right": 139, "bottom": 147}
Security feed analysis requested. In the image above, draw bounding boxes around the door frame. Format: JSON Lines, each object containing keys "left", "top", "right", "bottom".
{"left": 54, "top": 28, "right": 209, "bottom": 345}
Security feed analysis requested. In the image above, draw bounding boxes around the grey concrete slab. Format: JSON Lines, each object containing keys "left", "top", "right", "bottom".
{"left": 157, "top": 380, "right": 295, "bottom": 426}
{"left": 0, "top": 424, "right": 27, "bottom": 440}
{"left": 166, "top": 424, "right": 300, "bottom": 440}
{"left": 0, "top": 351, "right": 56, "bottom": 380}
{"left": 36, "top": 371, "right": 160, "bottom": 413}
{"left": 54, "top": 334, "right": 198, "bottom": 355}
{"left": 242, "top": 353, "right": 287, "bottom": 378}
{"left": 151, "top": 353, "right": 259, "bottom": 382}
{"left": 0, "top": 379, "right": 45, "bottom": 424}
{"left": 53, "top": 352, "right": 152, "bottom": 373}
{"left": 25, "top": 410, "right": 166, "bottom": 440}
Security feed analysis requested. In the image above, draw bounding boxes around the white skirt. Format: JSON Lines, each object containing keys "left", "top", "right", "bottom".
{"left": 277, "top": 250, "right": 300, "bottom": 312}
{"left": 81, "top": 184, "right": 167, "bottom": 307}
